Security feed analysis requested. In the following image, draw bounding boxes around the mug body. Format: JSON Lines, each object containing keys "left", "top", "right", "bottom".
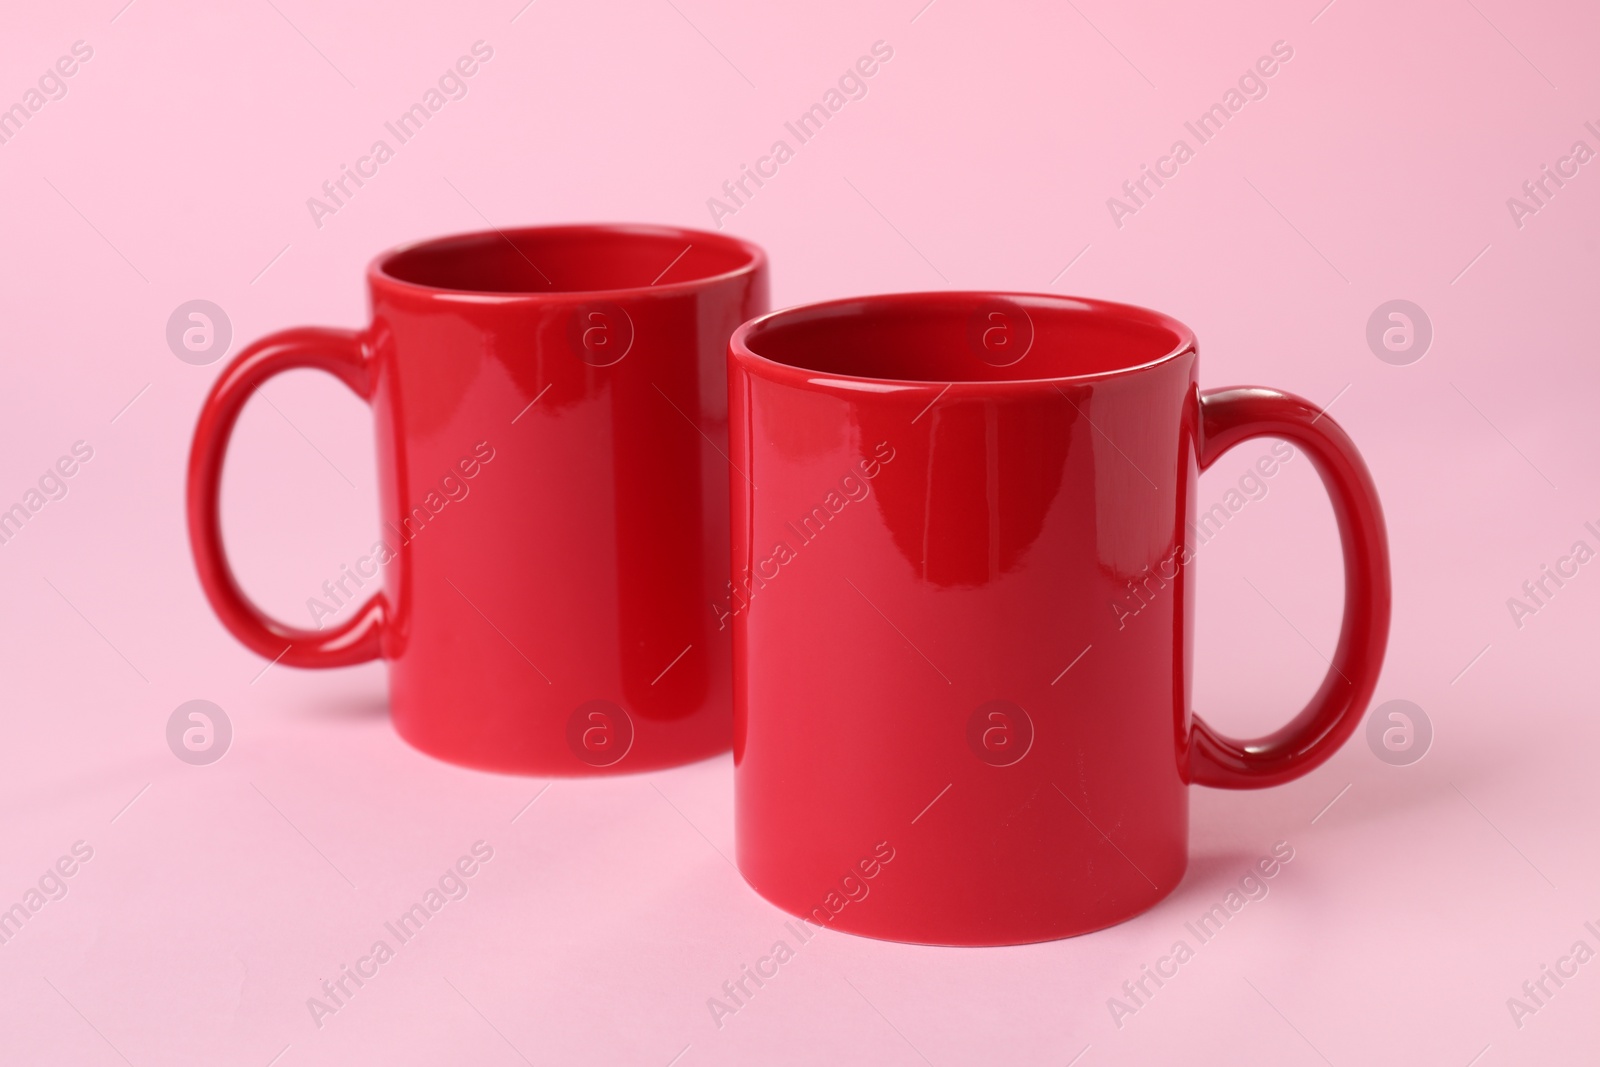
{"left": 729, "top": 292, "right": 1199, "bottom": 944}
{"left": 368, "top": 225, "right": 767, "bottom": 774}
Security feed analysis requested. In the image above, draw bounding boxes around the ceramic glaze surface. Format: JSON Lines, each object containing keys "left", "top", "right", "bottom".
{"left": 727, "top": 292, "right": 1390, "bottom": 945}
{"left": 189, "top": 225, "right": 769, "bottom": 774}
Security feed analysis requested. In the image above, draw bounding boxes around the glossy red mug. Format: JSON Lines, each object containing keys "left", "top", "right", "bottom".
{"left": 727, "top": 292, "right": 1390, "bottom": 945}
{"left": 188, "top": 224, "right": 768, "bottom": 773}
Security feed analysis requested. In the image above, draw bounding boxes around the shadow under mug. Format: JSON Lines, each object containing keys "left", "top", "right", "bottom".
{"left": 188, "top": 224, "right": 768, "bottom": 774}
{"left": 727, "top": 292, "right": 1390, "bottom": 945}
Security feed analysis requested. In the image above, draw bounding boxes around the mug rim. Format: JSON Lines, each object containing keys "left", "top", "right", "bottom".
{"left": 367, "top": 222, "right": 767, "bottom": 302}
{"left": 729, "top": 290, "right": 1198, "bottom": 392}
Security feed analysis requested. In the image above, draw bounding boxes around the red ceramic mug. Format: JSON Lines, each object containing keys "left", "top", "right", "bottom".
{"left": 727, "top": 292, "right": 1389, "bottom": 945}
{"left": 188, "top": 224, "right": 767, "bottom": 774}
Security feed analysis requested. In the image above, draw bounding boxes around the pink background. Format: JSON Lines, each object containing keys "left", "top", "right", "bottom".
{"left": 2, "top": 0, "right": 1597, "bottom": 1063}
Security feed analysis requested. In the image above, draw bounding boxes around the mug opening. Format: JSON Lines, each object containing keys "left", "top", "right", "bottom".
{"left": 736, "top": 292, "right": 1193, "bottom": 385}
{"left": 377, "top": 224, "right": 761, "bottom": 296}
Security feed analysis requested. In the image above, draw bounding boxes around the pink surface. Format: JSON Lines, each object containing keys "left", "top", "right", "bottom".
{"left": 0, "top": 0, "right": 1596, "bottom": 1063}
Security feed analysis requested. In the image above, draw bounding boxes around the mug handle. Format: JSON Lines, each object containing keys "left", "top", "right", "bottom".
{"left": 186, "top": 327, "right": 387, "bottom": 668}
{"left": 1189, "top": 387, "right": 1391, "bottom": 788}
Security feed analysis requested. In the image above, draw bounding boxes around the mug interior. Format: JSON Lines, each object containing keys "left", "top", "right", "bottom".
{"left": 738, "top": 292, "right": 1193, "bottom": 384}
{"left": 378, "top": 225, "right": 759, "bottom": 295}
